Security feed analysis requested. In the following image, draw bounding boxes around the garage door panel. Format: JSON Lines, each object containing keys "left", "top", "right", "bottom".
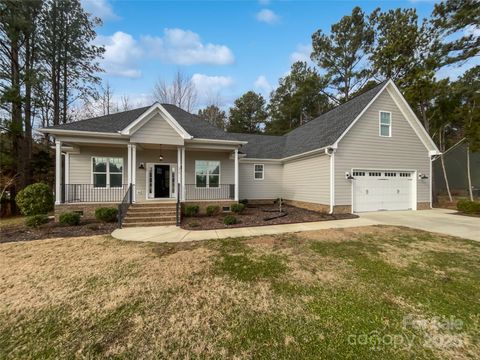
{"left": 353, "top": 170, "right": 414, "bottom": 212}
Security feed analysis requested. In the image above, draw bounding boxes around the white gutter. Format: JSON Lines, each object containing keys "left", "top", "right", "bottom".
{"left": 38, "top": 128, "right": 128, "bottom": 138}
{"left": 187, "top": 138, "right": 248, "bottom": 145}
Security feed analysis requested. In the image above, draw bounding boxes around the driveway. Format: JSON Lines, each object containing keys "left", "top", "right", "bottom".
{"left": 359, "top": 208, "right": 480, "bottom": 242}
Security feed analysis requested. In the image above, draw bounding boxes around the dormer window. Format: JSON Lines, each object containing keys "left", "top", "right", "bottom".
{"left": 379, "top": 111, "right": 391, "bottom": 137}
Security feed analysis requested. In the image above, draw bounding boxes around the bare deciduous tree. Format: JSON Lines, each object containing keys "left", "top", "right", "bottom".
{"left": 153, "top": 71, "right": 197, "bottom": 112}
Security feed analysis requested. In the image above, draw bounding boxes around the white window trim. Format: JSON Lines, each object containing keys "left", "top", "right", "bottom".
{"left": 253, "top": 163, "right": 264, "bottom": 180}
{"left": 91, "top": 156, "right": 124, "bottom": 188}
{"left": 194, "top": 160, "right": 221, "bottom": 188}
{"left": 379, "top": 111, "right": 392, "bottom": 137}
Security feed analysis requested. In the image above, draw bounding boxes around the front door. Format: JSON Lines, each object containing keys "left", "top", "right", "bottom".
{"left": 154, "top": 165, "right": 170, "bottom": 198}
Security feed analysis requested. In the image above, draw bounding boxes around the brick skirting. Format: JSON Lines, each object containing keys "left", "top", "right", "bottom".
{"left": 55, "top": 203, "right": 119, "bottom": 221}
{"left": 182, "top": 200, "right": 238, "bottom": 215}
{"left": 282, "top": 199, "right": 330, "bottom": 213}
{"left": 417, "top": 202, "right": 431, "bottom": 210}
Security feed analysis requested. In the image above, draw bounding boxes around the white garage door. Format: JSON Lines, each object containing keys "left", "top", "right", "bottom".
{"left": 352, "top": 170, "right": 415, "bottom": 212}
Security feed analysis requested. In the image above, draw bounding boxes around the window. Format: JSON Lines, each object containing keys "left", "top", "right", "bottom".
{"left": 353, "top": 171, "right": 365, "bottom": 177}
{"left": 379, "top": 111, "right": 391, "bottom": 137}
{"left": 254, "top": 164, "right": 264, "bottom": 180}
{"left": 92, "top": 157, "right": 123, "bottom": 188}
{"left": 195, "top": 160, "right": 220, "bottom": 188}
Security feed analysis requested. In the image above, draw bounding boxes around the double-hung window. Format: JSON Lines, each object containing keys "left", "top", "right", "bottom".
{"left": 379, "top": 111, "right": 392, "bottom": 137}
{"left": 92, "top": 157, "right": 123, "bottom": 188}
{"left": 195, "top": 160, "right": 220, "bottom": 188}
{"left": 254, "top": 164, "right": 264, "bottom": 180}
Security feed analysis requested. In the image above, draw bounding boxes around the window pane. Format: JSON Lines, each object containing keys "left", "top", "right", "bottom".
{"left": 380, "top": 112, "right": 390, "bottom": 124}
{"left": 110, "top": 174, "right": 122, "bottom": 187}
{"left": 195, "top": 161, "right": 208, "bottom": 175}
{"left": 93, "top": 174, "right": 107, "bottom": 187}
{"left": 209, "top": 175, "right": 219, "bottom": 187}
{"left": 93, "top": 157, "right": 107, "bottom": 172}
{"left": 255, "top": 172, "right": 263, "bottom": 179}
{"left": 208, "top": 161, "right": 220, "bottom": 175}
{"left": 254, "top": 164, "right": 263, "bottom": 172}
{"left": 196, "top": 175, "right": 207, "bottom": 187}
{"left": 381, "top": 124, "right": 390, "bottom": 136}
{"left": 109, "top": 158, "right": 123, "bottom": 173}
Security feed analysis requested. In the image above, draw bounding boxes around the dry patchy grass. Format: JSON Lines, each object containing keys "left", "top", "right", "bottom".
{"left": 1, "top": 226, "right": 479, "bottom": 359}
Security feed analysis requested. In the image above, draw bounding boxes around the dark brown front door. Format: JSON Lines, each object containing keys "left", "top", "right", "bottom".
{"left": 154, "top": 165, "right": 170, "bottom": 198}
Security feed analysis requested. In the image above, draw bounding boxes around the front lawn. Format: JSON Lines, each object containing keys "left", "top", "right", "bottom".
{"left": 1, "top": 226, "right": 479, "bottom": 359}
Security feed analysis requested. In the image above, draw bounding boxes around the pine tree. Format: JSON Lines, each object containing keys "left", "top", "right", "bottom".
{"left": 227, "top": 92, "right": 267, "bottom": 134}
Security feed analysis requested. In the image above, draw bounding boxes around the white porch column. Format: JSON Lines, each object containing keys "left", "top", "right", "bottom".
{"left": 131, "top": 144, "right": 136, "bottom": 202}
{"left": 234, "top": 148, "right": 239, "bottom": 201}
{"left": 64, "top": 152, "right": 70, "bottom": 203}
{"left": 177, "top": 147, "right": 182, "bottom": 200}
{"left": 127, "top": 144, "right": 132, "bottom": 186}
{"left": 181, "top": 146, "right": 186, "bottom": 202}
{"left": 55, "top": 140, "right": 62, "bottom": 204}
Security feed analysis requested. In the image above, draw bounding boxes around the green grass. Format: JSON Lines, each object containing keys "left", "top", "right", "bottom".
{"left": 1, "top": 226, "right": 479, "bottom": 359}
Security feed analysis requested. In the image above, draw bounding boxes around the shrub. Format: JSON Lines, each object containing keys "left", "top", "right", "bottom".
{"left": 457, "top": 199, "right": 480, "bottom": 214}
{"left": 206, "top": 205, "right": 220, "bottom": 216}
{"left": 223, "top": 215, "right": 237, "bottom": 225}
{"left": 16, "top": 183, "right": 54, "bottom": 216}
{"left": 95, "top": 207, "right": 118, "bottom": 222}
{"left": 25, "top": 214, "right": 49, "bottom": 227}
{"left": 59, "top": 212, "right": 81, "bottom": 226}
{"left": 239, "top": 199, "right": 248, "bottom": 205}
{"left": 230, "top": 203, "right": 245, "bottom": 214}
{"left": 184, "top": 204, "right": 199, "bottom": 217}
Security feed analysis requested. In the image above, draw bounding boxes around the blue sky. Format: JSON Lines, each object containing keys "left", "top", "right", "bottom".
{"left": 81, "top": 0, "right": 476, "bottom": 110}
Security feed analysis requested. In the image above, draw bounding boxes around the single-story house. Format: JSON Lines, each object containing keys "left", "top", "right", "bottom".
{"left": 39, "top": 80, "right": 440, "bottom": 226}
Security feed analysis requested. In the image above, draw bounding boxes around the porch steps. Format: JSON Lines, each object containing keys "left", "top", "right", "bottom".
{"left": 122, "top": 202, "right": 177, "bottom": 227}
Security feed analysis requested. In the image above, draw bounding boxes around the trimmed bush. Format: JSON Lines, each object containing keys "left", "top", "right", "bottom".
{"left": 206, "top": 205, "right": 220, "bottom": 216}
{"left": 239, "top": 199, "right": 248, "bottom": 205}
{"left": 230, "top": 203, "right": 245, "bottom": 214}
{"left": 25, "top": 214, "right": 49, "bottom": 227}
{"left": 16, "top": 183, "right": 54, "bottom": 216}
{"left": 59, "top": 212, "right": 81, "bottom": 226}
{"left": 457, "top": 199, "right": 480, "bottom": 214}
{"left": 95, "top": 207, "right": 118, "bottom": 223}
{"left": 223, "top": 215, "right": 237, "bottom": 225}
{"left": 184, "top": 204, "right": 199, "bottom": 217}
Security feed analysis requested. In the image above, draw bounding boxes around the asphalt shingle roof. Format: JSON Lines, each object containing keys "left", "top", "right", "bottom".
{"left": 45, "top": 81, "right": 388, "bottom": 159}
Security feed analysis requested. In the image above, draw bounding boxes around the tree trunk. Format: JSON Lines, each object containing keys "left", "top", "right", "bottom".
{"left": 440, "top": 154, "right": 452, "bottom": 203}
{"left": 466, "top": 143, "right": 473, "bottom": 201}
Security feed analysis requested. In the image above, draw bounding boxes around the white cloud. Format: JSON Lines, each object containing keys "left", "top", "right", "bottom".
{"left": 258, "top": 0, "right": 271, "bottom": 5}
{"left": 290, "top": 43, "right": 313, "bottom": 64}
{"left": 465, "top": 24, "right": 480, "bottom": 38}
{"left": 256, "top": 9, "right": 280, "bottom": 24}
{"left": 96, "top": 31, "right": 143, "bottom": 78}
{"left": 191, "top": 74, "right": 234, "bottom": 94}
{"left": 254, "top": 75, "right": 272, "bottom": 94}
{"left": 81, "top": 0, "right": 119, "bottom": 21}
{"left": 141, "top": 28, "right": 234, "bottom": 65}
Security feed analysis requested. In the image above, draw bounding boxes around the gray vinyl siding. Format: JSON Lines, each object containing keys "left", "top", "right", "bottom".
{"left": 334, "top": 90, "right": 430, "bottom": 205}
{"left": 282, "top": 154, "right": 330, "bottom": 204}
{"left": 239, "top": 163, "right": 283, "bottom": 200}
{"left": 130, "top": 113, "right": 184, "bottom": 145}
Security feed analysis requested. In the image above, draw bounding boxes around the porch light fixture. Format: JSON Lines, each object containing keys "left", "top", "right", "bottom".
{"left": 345, "top": 172, "right": 355, "bottom": 180}
{"left": 158, "top": 144, "right": 164, "bottom": 162}
{"left": 419, "top": 173, "right": 428, "bottom": 180}
{"left": 138, "top": 162, "right": 145, "bottom": 170}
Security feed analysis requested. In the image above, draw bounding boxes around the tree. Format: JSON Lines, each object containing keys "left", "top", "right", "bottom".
{"left": 369, "top": 8, "right": 430, "bottom": 83}
{"left": 432, "top": 0, "right": 480, "bottom": 66}
{"left": 266, "top": 61, "right": 330, "bottom": 135}
{"left": 198, "top": 105, "right": 227, "bottom": 130}
{"left": 227, "top": 91, "right": 267, "bottom": 133}
{"left": 39, "top": 0, "right": 104, "bottom": 125}
{"left": 153, "top": 70, "right": 197, "bottom": 112}
{"left": 311, "top": 6, "right": 374, "bottom": 102}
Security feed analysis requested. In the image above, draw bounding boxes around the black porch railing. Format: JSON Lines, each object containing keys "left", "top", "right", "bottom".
{"left": 118, "top": 184, "right": 133, "bottom": 228}
{"left": 61, "top": 184, "right": 131, "bottom": 203}
{"left": 185, "top": 184, "right": 234, "bottom": 200}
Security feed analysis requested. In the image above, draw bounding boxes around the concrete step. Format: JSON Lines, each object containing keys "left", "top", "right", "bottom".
{"left": 122, "top": 221, "right": 176, "bottom": 227}
{"left": 131, "top": 203, "right": 176, "bottom": 208}
{"left": 123, "top": 216, "right": 176, "bottom": 223}
{"left": 125, "top": 211, "right": 176, "bottom": 217}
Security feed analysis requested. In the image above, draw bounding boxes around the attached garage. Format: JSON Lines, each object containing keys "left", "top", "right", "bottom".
{"left": 352, "top": 170, "right": 416, "bottom": 212}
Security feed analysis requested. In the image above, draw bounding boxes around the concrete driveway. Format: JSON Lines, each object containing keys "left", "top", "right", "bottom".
{"left": 359, "top": 208, "right": 480, "bottom": 242}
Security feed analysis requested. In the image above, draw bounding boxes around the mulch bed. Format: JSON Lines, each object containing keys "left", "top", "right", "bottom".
{"left": 0, "top": 219, "right": 117, "bottom": 243}
{"left": 181, "top": 204, "right": 358, "bottom": 230}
